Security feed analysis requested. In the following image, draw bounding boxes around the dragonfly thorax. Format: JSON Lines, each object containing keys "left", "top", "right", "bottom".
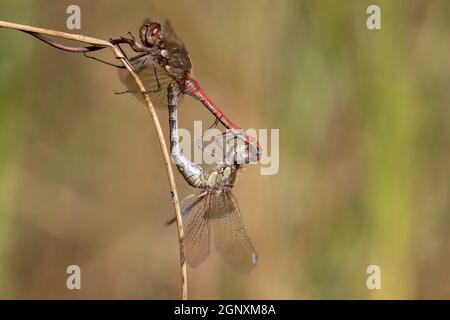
{"left": 205, "top": 164, "right": 238, "bottom": 190}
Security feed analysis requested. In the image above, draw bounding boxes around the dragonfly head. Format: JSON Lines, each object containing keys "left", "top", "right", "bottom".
{"left": 139, "top": 20, "right": 162, "bottom": 48}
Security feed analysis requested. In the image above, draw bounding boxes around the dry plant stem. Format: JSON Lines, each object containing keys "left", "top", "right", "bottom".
{"left": 0, "top": 20, "right": 188, "bottom": 300}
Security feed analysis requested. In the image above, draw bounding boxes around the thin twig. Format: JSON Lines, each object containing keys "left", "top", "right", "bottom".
{"left": 0, "top": 20, "right": 187, "bottom": 300}
{"left": 26, "top": 32, "right": 104, "bottom": 53}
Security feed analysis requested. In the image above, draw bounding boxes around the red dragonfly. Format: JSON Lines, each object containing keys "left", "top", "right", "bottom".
{"left": 114, "top": 20, "right": 261, "bottom": 164}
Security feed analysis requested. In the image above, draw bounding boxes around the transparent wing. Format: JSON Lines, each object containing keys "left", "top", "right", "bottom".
{"left": 162, "top": 20, "right": 187, "bottom": 52}
{"left": 213, "top": 191, "right": 257, "bottom": 273}
{"left": 118, "top": 55, "right": 181, "bottom": 109}
{"left": 161, "top": 21, "right": 192, "bottom": 82}
{"left": 181, "top": 192, "right": 211, "bottom": 268}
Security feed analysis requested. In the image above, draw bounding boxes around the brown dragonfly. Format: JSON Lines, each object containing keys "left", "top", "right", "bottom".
{"left": 112, "top": 19, "right": 261, "bottom": 164}
{"left": 167, "top": 84, "right": 257, "bottom": 272}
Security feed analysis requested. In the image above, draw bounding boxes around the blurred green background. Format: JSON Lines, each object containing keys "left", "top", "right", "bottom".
{"left": 1, "top": 0, "right": 449, "bottom": 299}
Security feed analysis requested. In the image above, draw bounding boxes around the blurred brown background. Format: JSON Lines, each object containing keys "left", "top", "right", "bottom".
{"left": 1, "top": 0, "right": 450, "bottom": 299}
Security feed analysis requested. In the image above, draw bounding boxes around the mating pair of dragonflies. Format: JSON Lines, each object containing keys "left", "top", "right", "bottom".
{"left": 91, "top": 20, "right": 260, "bottom": 272}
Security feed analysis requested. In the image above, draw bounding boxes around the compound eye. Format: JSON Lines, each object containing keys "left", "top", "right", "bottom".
{"left": 151, "top": 26, "right": 160, "bottom": 36}
{"left": 139, "top": 21, "right": 161, "bottom": 47}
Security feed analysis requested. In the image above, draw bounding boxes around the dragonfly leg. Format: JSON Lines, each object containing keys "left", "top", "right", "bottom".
{"left": 168, "top": 85, "right": 206, "bottom": 189}
{"left": 116, "top": 43, "right": 129, "bottom": 60}
{"left": 200, "top": 130, "right": 241, "bottom": 164}
{"left": 83, "top": 52, "right": 125, "bottom": 68}
{"left": 109, "top": 37, "right": 143, "bottom": 63}
{"left": 110, "top": 36, "right": 150, "bottom": 53}
{"left": 209, "top": 131, "right": 255, "bottom": 165}
{"left": 153, "top": 62, "right": 161, "bottom": 92}
{"left": 128, "top": 52, "right": 151, "bottom": 62}
{"left": 127, "top": 32, "right": 136, "bottom": 42}
{"left": 114, "top": 89, "right": 160, "bottom": 95}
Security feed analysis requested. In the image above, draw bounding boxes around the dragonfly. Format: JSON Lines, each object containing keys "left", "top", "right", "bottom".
{"left": 110, "top": 19, "right": 261, "bottom": 164}
{"left": 167, "top": 84, "right": 257, "bottom": 273}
